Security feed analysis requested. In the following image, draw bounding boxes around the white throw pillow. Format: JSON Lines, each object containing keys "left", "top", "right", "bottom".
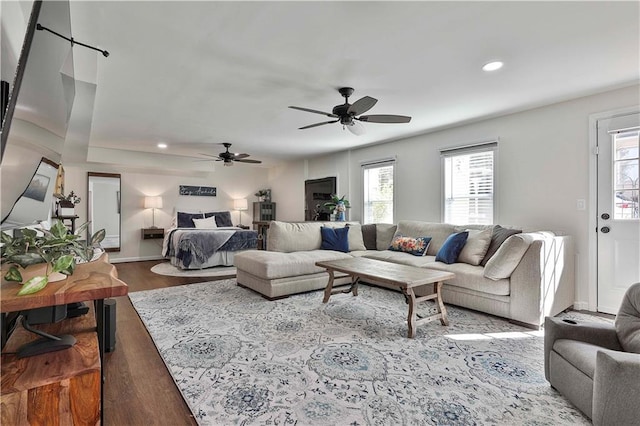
{"left": 458, "top": 228, "right": 492, "bottom": 266}
{"left": 193, "top": 216, "right": 218, "bottom": 229}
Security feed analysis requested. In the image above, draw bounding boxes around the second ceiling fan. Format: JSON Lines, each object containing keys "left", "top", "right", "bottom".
{"left": 289, "top": 87, "right": 411, "bottom": 135}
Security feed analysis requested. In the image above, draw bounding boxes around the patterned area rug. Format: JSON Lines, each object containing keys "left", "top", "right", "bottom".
{"left": 130, "top": 280, "right": 606, "bottom": 425}
{"left": 150, "top": 262, "right": 236, "bottom": 278}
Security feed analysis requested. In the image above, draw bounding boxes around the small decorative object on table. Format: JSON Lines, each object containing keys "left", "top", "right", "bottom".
{"left": 323, "top": 194, "right": 350, "bottom": 221}
{"left": 254, "top": 189, "right": 270, "bottom": 202}
{"left": 56, "top": 190, "right": 81, "bottom": 216}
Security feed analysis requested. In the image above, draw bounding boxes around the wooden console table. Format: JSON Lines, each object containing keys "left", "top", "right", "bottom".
{"left": 1, "top": 253, "right": 128, "bottom": 424}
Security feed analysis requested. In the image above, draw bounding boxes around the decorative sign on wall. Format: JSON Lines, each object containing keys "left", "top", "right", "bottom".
{"left": 179, "top": 185, "right": 217, "bottom": 197}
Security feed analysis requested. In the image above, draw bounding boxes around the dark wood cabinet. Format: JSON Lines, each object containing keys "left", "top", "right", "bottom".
{"left": 253, "top": 202, "right": 276, "bottom": 222}
{"left": 142, "top": 228, "right": 164, "bottom": 239}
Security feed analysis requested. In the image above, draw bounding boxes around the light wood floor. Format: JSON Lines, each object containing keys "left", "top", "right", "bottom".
{"left": 104, "top": 260, "right": 235, "bottom": 425}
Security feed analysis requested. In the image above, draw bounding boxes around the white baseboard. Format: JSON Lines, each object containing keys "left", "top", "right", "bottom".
{"left": 109, "top": 255, "right": 164, "bottom": 263}
{"left": 572, "top": 301, "right": 590, "bottom": 311}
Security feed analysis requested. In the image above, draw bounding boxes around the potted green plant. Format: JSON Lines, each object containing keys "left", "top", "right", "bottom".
{"left": 0, "top": 220, "right": 105, "bottom": 295}
{"left": 255, "top": 189, "right": 269, "bottom": 202}
{"left": 323, "top": 194, "right": 350, "bottom": 221}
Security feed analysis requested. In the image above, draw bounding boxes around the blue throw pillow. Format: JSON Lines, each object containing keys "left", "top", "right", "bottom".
{"left": 435, "top": 231, "right": 469, "bottom": 264}
{"left": 320, "top": 226, "right": 350, "bottom": 253}
{"left": 177, "top": 212, "right": 204, "bottom": 228}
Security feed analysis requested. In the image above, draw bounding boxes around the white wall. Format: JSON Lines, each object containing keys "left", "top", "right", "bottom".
{"left": 269, "top": 84, "right": 640, "bottom": 309}
{"left": 63, "top": 163, "right": 269, "bottom": 262}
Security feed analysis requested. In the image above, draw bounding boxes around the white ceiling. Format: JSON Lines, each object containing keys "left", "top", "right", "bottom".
{"left": 69, "top": 1, "right": 639, "bottom": 165}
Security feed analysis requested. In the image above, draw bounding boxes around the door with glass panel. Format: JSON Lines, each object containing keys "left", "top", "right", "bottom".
{"left": 597, "top": 113, "right": 640, "bottom": 313}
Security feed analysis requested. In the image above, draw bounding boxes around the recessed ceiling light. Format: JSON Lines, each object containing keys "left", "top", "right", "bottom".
{"left": 157, "top": 143, "right": 167, "bottom": 149}
{"left": 482, "top": 61, "right": 503, "bottom": 72}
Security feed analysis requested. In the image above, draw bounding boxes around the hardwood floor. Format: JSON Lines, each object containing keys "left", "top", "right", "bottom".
{"left": 104, "top": 260, "right": 235, "bottom": 425}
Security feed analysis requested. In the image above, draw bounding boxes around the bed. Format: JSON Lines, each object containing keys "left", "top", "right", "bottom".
{"left": 162, "top": 211, "right": 258, "bottom": 269}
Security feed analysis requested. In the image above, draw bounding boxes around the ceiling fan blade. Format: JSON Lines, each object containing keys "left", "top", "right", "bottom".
{"left": 357, "top": 114, "right": 411, "bottom": 123}
{"left": 199, "top": 153, "right": 222, "bottom": 158}
{"left": 232, "top": 153, "right": 250, "bottom": 159}
{"left": 299, "top": 120, "right": 339, "bottom": 130}
{"left": 289, "top": 106, "right": 338, "bottom": 118}
{"left": 234, "top": 158, "right": 262, "bottom": 164}
{"left": 348, "top": 96, "right": 377, "bottom": 116}
{"left": 346, "top": 121, "right": 366, "bottom": 136}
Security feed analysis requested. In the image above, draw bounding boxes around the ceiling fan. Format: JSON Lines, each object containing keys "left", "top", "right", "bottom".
{"left": 289, "top": 87, "right": 411, "bottom": 135}
{"left": 199, "top": 143, "right": 262, "bottom": 166}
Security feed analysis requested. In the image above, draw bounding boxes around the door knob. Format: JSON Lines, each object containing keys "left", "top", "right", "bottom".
{"left": 600, "top": 226, "right": 610, "bottom": 233}
{"left": 601, "top": 213, "right": 610, "bottom": 220}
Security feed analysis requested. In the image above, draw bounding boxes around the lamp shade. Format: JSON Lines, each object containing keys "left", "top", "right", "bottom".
{"left": 233, "top": 198, "right": 248, "bottom": 211}
{"left": 144, "top": 196, "right": 163, "bottom": 209}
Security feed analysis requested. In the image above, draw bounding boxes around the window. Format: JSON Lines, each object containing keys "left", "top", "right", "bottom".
{"left": 612, "top": 129, "right": 639, "bottom": 220}
{"left": 441, "top": 142, "right": 496, "bottom": 225}
{"left": 362, "top": 159, "right": 395, "bottom": 224}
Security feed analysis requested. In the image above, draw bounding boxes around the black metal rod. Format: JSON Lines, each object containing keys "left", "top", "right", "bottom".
{"left": 36, "top": 23, "right": 109, "bottom": 57}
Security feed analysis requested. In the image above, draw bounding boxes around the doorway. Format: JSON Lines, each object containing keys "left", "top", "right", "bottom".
{"left": 596, "top": 112, "right": 639, "bottom": 314}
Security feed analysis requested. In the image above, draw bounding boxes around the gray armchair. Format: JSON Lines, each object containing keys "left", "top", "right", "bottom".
{"left": 544, "top": 282, "right": 640, "bottom": 425}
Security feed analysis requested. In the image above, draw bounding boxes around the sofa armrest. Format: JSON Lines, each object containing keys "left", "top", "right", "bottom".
{"left": 544, "top": 317, "right": 621, "bottom": 380}
{"left": 592, "top": 350, "right": 640, "bottom": 426}
{"left": 509, "top": 234, "right": 575, "bottom": 327}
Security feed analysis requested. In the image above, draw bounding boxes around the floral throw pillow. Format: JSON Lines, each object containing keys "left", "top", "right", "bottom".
{"left": 389, "top": 235, "right": 432, "bottom": 256}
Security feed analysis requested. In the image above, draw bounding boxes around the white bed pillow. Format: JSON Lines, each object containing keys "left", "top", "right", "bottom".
{"left": 193, "top": 216, "right": 218, "bottom": 229}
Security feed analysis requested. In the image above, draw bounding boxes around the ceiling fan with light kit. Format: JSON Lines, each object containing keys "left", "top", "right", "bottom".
{"left": 289, "top": 87, "right": 411, "bottom": 135}
{"left": 199, "top": 142, "right": 262, "bottom": 166}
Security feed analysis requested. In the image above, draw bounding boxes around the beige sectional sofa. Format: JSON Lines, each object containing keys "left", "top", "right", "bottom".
{"left": 234, "top": 220, "right": 575, "bottom": 328}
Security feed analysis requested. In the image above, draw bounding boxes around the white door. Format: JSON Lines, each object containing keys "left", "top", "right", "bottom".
{"left": 597, "top": 112, "right": 640, "bottom": 314}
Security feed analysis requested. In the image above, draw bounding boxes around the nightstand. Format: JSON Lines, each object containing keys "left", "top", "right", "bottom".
{"left": 141, "top": 228, "right": 164, "bottom": 239}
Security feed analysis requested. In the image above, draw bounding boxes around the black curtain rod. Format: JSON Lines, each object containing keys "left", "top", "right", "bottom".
{"left": 36, "top": 24, "right": 109, "bottom": 57}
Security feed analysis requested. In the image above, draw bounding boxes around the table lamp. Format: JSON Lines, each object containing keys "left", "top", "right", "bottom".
{"left": 233, "top": 198, "right": 248, "bottom": 226}
{"left": 144, "top": 196, "right": 163, "bottom": 228}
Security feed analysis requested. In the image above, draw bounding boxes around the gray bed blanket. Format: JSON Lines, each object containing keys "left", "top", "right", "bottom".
{"left": 164, "top": 228, "right": 258, "bottom": 268}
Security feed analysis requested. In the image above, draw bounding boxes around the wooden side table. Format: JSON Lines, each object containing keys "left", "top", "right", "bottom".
{"left": 142, "top": 227, "right": 164, "bottom": 240}
{"left": 54, "top": 215, "right": 79, "bottom": 233}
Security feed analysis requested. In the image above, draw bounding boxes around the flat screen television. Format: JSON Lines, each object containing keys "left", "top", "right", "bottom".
{"left": 305, "top": 177, "right": 337, "bottom": 221}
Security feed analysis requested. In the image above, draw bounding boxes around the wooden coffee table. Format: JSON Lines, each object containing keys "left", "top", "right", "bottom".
{"left": 316, "top": 257, "right": 455, "bottom": 338}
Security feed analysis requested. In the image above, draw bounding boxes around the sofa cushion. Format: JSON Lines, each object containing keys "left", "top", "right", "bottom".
{"left": 361, "top": 224, "right": 377, "bottom": 250}
{"left": 267, "top": 221, "right": 323, "bottom": 252}
{"left": 320, "top": 226, "right": 350, "bottom": 253}
{"left": 480, "top": 225, "right": 522, "bottom": 266}
{"left": 483, "top": 234, "right": 532, "bottom": 280}
{"left": 323, "top": 222, "right": 366, "bottom": 251}
{"left": 436, "top": 231, "right": 469, "bottom": 264}
{"left": 395, "top": 221, "right": 458, "bottom": 255}
{"left": 376, "top": 224, "right": 397, "bottom": 251}
{"left": 389, "top": 235, "right": 432, "bottom": 256}
{"left": 615, "top": 282, "right": 640, "bottom": 353}
{"left": 234, "top": 249, "right": 352, "bottom": 279}
{"left": 363, "top": 250, "right": 437, "bottom": 268}
{"left": 423, "top": 261, "right": 511, "bottom": 296}
{"left": 458, "top": 228, "right": 492, "bottom": 266}
{"left": 552, "top": 339, "right": 609, "bottom": 379}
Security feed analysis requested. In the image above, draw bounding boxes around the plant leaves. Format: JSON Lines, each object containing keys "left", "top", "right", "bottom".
{"left": 91, "top": 229, "right": 106, "bottom": 245}
{"left": 8, "top": 253, "right": 46, "bottom": 268}
{"left": 4, "top": 266, "right": 22, "bottom": 282}
{"left": 75, "top": 221, "right": 91, "bottom": 237}
{"left": 50, "top": 220, "right": 69, "bottom": 239}
{"left": 52, "top": 254, "right": 74, "bottom": 274}
{"left": 17, "top": 276, "right": 48, "bottom": 296}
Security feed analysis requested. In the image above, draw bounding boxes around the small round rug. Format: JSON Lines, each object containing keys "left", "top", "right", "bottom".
{"left": 150, "top": 262, "right": 236, "bottom": 278}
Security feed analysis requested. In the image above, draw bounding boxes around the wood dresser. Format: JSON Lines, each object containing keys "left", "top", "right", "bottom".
{"left": 1, "top": 253, "right": 128, "bottom": 425}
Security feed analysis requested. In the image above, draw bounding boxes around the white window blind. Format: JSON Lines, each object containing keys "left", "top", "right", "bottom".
{"left": 441, "top": 142, "right": 496, "bottom": 225}
{"left": 362, "top": 159, "right": 395, "bottom": 224}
